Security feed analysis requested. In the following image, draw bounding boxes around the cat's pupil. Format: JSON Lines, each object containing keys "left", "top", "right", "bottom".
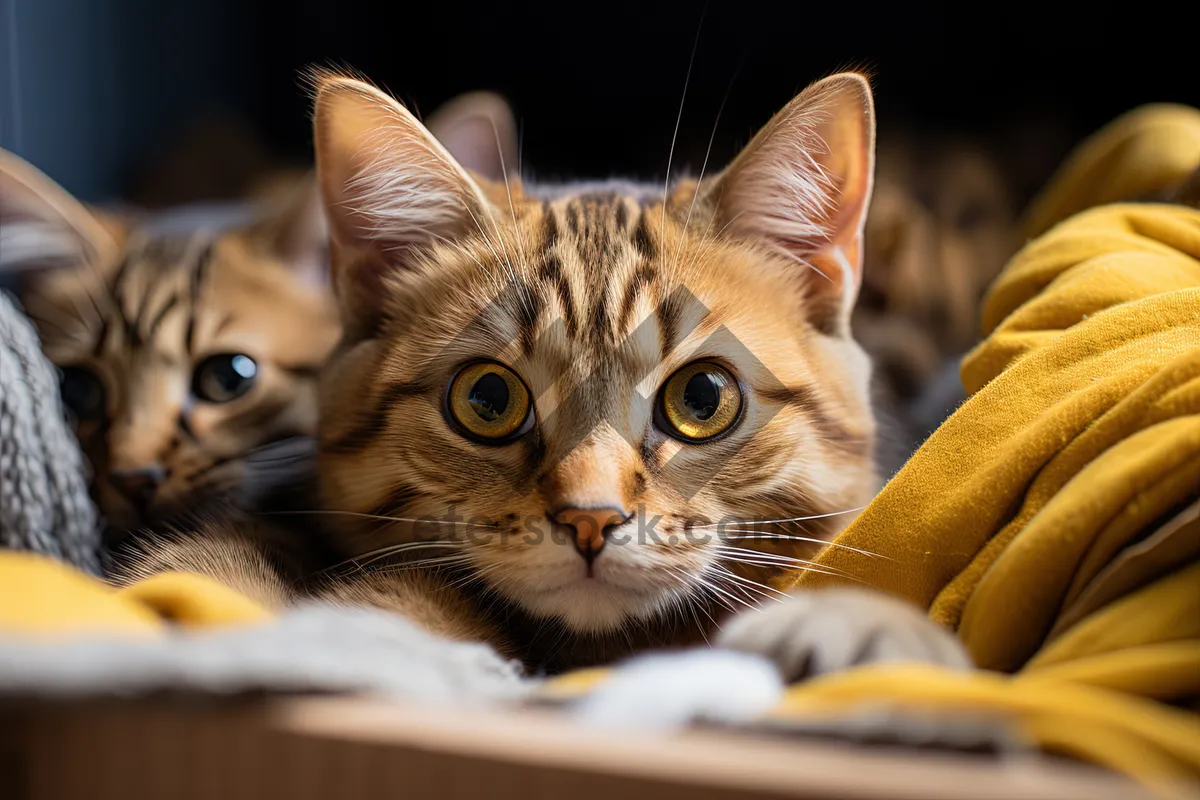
{"left": 211, "top": 355, "right": 257, "bottom": 393}
{"left": 468, "top": 373, "right": 509, "bottom": 422}
{"left": 193, "top": 354, "right": 257, "bottom": 403}
{"left": 59, "top": 366, "right": 105, "bottom": 420}
{"left": 683, "top": 372, "right": 722, "bottom": 421}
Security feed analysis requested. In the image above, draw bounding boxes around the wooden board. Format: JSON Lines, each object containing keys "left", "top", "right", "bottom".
{"left": 0, "top": 696, "right": 1158, "bottom": 799}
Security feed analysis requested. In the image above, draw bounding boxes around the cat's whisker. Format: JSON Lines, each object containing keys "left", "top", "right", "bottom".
{"left": 713, "top": 550, "right": 817, "bottom": 572}
{"left": 372, "top": 553, "right": 478, "bottom": 574}
{"left": 715, "top": 576, "right": 778, "bottom": 612}
{"left": 688, "top": 589, "right": 720, "bottom": 638}
{"left": 713, "top": 541, "right": 842, "bottom": 565}
{"left": 671, "top": 564, "right": 730, "bottom": 613}
{"left": 349, "top": 549, "right": 468, "bottom": 574}
{"left": 667, "top": 580, "right": 717, "bottom": 640}
{"left": 491, "top": 117, "right": 536, "bottom": 313}
{"left": 444, "top": 562, "right": 502, "bottom": 592}
{"left": 324, "top": 540, "right": 468, "bottom": 573}
{"left": 265, "top": 508, "right": 498, "bottom": 528}
{"left": 695, "top": 583, "right": 737, "bottom": 615}
{"left": 661, "top": 5, "right": 706, "bottom": 245}
{"left": 705, "top": 564, "right": 758, "bottom": 605}
{"left": 460, "top": 200, "right": 518, "bottom": 291}
{"left": 686, "top": 506, "right": 867, "bottom": 529}
{"left": 718, "top": 557, "right": 850, "bottom": 586}
{"left": 692, "top": 565, "right": 756, "bottom": 613}
{"left": 453, "top": 237, "right": 504, "bottom": 284}
{"left": 712, "top": 544, "right": 855, "bottom": 579}
{"left": 453, "top": 168, "right": 527, "bottom": 318}
{"left": 708, "top": 562, "right": 790, "bottom": 602}
{"left": 670, "top": 62, "right": 733, "bottom": 280}
{"left": 721, "top": 532, "right": 887, "bottom": 560}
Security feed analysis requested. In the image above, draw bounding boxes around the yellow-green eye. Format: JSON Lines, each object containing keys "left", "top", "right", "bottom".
{"left": 447, "top": 362, "right": 533, "bottom": 442}
{"left": 659, "top": 362, "right": 742, "bottom": 441}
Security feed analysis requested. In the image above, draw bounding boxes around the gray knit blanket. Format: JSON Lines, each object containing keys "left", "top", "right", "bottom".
{"left": 0, "top": 290, "right": 100, "bottom": 573}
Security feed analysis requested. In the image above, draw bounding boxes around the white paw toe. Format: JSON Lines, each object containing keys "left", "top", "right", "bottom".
{"left": 571, "top": 649, "right": 784, "bottom": 731}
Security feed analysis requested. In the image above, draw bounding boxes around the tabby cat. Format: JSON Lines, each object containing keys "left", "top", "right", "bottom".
{"left": 123, "top": 71, "right": 970, "bottom": 677}
{"left": 0, "top": 92, "right": 521, "bottom": 533}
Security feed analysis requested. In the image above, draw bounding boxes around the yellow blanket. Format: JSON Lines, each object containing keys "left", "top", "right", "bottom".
{"left": 758, "top": 109, "right": 1200, "bottom": 791}
{"left": 2, "top": 105, "right": 1198, "bottom": 793}
{"left": 768, "top": 201, "right": 1200, "bottom": 790}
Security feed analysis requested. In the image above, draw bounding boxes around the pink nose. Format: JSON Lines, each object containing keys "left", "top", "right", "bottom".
{"left": 554, "top": 506, "right": 631, "bottom": 563}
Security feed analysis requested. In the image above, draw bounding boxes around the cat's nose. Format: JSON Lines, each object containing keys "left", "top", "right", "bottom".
{"left": 554, "top": 506, "right": 632, "bottom": 564}
{"left": 110, "top": 466, "right": 165, "bottom": 514}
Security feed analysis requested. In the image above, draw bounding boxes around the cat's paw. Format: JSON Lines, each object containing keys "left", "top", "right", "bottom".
{"left": 715, "top": 587, "right": 971, "bottom": 682}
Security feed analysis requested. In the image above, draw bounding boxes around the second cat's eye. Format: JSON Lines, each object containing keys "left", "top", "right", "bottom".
{"left": 657, "top": 361, "right": 743, "bottom": 442}
{"left": 192, "top": 354, "right": 258, "bottom": 403}
{"left": 59, "top": 366, "right": 107, "bottom": 423}
{"left": 446, "top": 361, "right": 533, "bottom": 443}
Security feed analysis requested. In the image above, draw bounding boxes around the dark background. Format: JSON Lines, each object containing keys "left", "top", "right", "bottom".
{"left": 3, "top": 0, "right": 1197, "bottom": 203}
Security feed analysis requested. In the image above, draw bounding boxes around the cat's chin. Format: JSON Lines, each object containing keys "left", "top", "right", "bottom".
{"left": 516, "top": 577, "right": 668, "bottom": 634}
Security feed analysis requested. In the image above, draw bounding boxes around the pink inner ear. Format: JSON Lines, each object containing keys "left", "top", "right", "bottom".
{"left": 714, "top": 76, "right": 874, "bottom": 303}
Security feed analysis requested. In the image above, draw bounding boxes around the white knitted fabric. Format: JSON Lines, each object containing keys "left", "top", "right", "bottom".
{"left": 0, "top": 291, "right": 100, "bottom": 573}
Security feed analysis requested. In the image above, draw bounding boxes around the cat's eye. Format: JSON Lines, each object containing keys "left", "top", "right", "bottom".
{"left": 59, "top": 366, "right": 106, "bottom": 422}
{"left": 658, "top": 361, "right": 742, "bottom": 442}
{"left": 192, "top": 354, "right": 258, "bottom": 403}
{"left": 446, "top": 361, "right": 533, "bottom": 443}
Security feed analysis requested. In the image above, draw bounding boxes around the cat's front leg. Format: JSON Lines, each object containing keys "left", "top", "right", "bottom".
{"left": 716, "top": 587, "right": 971, "bottom": 681}
{"left": 107, "top": 516, "right": 314, "bottom": 611}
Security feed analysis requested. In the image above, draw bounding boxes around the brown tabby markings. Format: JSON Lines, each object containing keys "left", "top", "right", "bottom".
{"left": 22, "top": 219, "right": 339, "bottom": 529}
{"left": 315, "top": 195, "right": 874, "bottom": 665}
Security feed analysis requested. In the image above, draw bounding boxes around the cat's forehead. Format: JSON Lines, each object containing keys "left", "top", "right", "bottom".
{"left": 31, "top": 227, "right": 284, "bottom": 360}
{"left": 382, "top": 184, "right": 815, "bottom": 393}
{"left": 528, "top": 180, "right": 661, "bottom": 204}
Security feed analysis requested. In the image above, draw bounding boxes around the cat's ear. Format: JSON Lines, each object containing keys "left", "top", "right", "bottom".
{"left": 312, "top": 74, "right": 492, "bottom": 331}
{"left": 247, "top": 172, "right": 329, "bottom": 288}
{"left": 0, "top": 148, "right": 121, "bottom": 278}
{"left": 705, "top": 73, "right": 875, "bottom": 333}
{"left": 425, "top": 91, "right": 519, "bottom": 183}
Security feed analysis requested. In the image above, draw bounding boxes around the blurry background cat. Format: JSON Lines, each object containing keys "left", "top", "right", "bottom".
{"left": 858, "top": 130, "right": 1019, "bottom": 475}
{"left": 0, "top": 91, "right": 521, "bottom": 539}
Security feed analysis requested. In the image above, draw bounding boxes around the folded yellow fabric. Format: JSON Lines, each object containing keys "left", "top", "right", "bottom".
{"left": 786, "top": 204, "right": 1200, "bottom": 660}
{"left": 761, "top": 111, "right": 1200, "bottom": 789}
{"left": 1022, "top": 103, "right": 1200, "bottom": 239}
{"left": 0, "top": 550, "right": 270, "bottom": 636}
